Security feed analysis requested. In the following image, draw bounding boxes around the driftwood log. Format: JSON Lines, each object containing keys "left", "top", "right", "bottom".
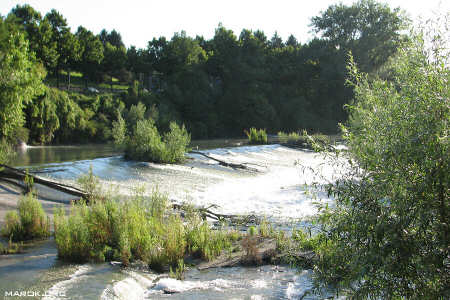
{"left": 171, "top": 202, "right": 261, "bottom": 224}
{"left": 0, "top": 164, "right": 88, "bottom": 199}
{"left": 196, "top": 237, "right": 317, "bottom": 270}
{"left": 197, "top": 238, "right": 278, "bottom": 270}
{"left": 189, "top": 151, "right": 265, "bottom": 172}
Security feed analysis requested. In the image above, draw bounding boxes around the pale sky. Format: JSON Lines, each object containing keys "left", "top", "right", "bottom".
{"left": 1, "top": 0, "right": 448, "bottom": 48}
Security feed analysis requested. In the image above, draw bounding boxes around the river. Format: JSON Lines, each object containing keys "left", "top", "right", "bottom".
{"left": 1, "top": 141, "right": 339, "bottom": 299}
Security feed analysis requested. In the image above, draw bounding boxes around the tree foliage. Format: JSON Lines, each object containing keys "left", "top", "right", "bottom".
{"left": 75, "top": 26, "right": 104, "bottom": 87}
{"left": 313, "top": 17, "right": 449, "bottom": 298}
{"left": 311, "top": 0, "right": 408, "bottom": 72}
{"left": 0, "top": 16, "right": 45, "bottom": 141}
{"left": 113, "top": 112, "right": 191, "bottom": 164}
{"left": 1, "top": 2, "right": 410, "bottom": 144}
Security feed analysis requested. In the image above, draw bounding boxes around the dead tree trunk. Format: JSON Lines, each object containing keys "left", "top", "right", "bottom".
{"left": 189, "top": 151, "right": 265, "bottom": 171}
{"left": 0, "top": 164, "right": 88, "bottom": 199}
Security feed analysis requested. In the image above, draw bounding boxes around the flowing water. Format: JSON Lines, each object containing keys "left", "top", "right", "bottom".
{"left": 1, "top": 141, "right": 340, "bottom": 299}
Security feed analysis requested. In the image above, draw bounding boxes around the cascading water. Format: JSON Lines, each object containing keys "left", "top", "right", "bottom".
{"left": 1, "top": 142, "right": 339, "bottom": 299}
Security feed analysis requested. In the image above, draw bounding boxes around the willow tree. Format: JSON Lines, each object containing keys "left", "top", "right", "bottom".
{"left": 0, "top": 17, "right": 45, "bottom": 142}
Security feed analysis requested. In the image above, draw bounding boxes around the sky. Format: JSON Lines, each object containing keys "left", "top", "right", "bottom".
{"left": 1, "top": 0, "right": 448, "bottom": 49}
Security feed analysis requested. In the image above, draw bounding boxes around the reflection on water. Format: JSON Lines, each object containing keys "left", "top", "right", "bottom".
{"left": 11, "top": 144, "right": 120, "bottom": 167}
{"left": 11, "top": 139, "right": 248, "bottom": 168}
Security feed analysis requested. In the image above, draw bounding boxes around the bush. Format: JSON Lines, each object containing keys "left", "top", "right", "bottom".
{"left": 120, "top": 118, "right": 191, "bottom": 163}
{"left": 185, "top": 213, "right": 233, "bottom": 261}
{"left": 0, "top": 139, "right": 14, "bottom": 164}
{"left": 162, "top": 122, "right": 191, "bottom": 163}
{"left": 245, "top": 128, "right": 267, "bottom": 144}
{"left": 54, "top": 185, "right": 234, "bottom": 269}
{"left": 77, "top": 165, "right": 103, "bottom": 203}
{"left": 125, "top": 119, "right": 165, "bottom": 162}
{"left": 111, "top": 110, "right": 127, "bottom": 146}
{"left": 277, "top": 130, "right": 330, "bottom": 150}
{"left": 277, "top": 131, "right": 300, "bottom": 143}
{"left": 0, "top": 239, "right": 21, "bottom": 255}
{"left": 1, "top": 193, "right": 50, "bottom": 241}
{"left": 312, "top": 20, "right": 450, "bottom": 298}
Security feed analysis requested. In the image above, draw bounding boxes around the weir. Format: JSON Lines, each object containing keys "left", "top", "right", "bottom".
{"left": 0, "top": 142, "right": 337, "bottom": 299}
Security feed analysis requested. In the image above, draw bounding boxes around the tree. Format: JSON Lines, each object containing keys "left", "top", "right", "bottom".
{"left": 101, "top": 42, "right": 127, "bottom": 88}
{"left": 26, "top": 88, "right": 60, "bottom": 144}
{"left": 313, "top": 18, "right": 449, "bottom": 298}
{"left": 111, "top": 110, "right": 126, "bottom": 146}
{"left": 153, "top": 31, "right": 207, "bottom": 76}
{"left": 269, "top": 31, "right": 284, "bottom": 49}
{"left": 127, "top": 45, "right": 151, "bottom": 77}
{"left": 44, "top": 9, "right": 80, "bottom": 88}
{"left": 311, "top": 0, "right": 408, "bottom": 72}
{"left": 10, "top": 4, "right": 41, "bottom": 51}
{"left": 36, "top": 18, "right": 58, "bottom": 72}
{"left": 0, "top": 17, "right": 45, "bottom": 141}
{"left": 75, "top": 26, "right": 104, "bottom": 88}
{"left": 99, "top": 29, "right": 125, "bottom": 48}
{"left": 9, "top": 4, "right": 58, "bottom": 73}
{"left": 286, "top": 34, "right": 298, "bottom": 48}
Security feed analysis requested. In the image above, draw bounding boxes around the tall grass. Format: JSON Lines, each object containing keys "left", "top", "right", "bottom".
{"left": 54, "top": 188, "right": 237, "bottom": 270}
{"left": 1, "top": 193, "right": 50, "bottom": 241}
{"left": 277, "top": 130, "right": 330, "bottom": 149}
{"left": 185, "top": 212, "right": 235, "bottom": 261}
{"left": 277, "top": 131, "right": 301, "bottom": 143}
{"left": 245, "top": 128, "right": 267, "bottom": 144}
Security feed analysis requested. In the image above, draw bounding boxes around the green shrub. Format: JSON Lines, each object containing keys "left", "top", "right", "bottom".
{"left": 0, "top": 239, "right": 21, "bottom": 255}
{"left": 111, "top": 110, "right": 127, "bottom": 146}
{"left": 162, "top": 122, "right": 191, "bottom": 163}
{"left": 53, "top": 205, "right": 91, "bottom": 262}
{"left": 77, "top": 165, "right": 103, "bottom": 203}
{"left": 54, "top": 186, "right": 234, "bottom": 269}
{"left": 245, "top": 128, "right": 267, "bottom": 144}
{"left": 312, "top": 22, "right": 450, "bottom": 298}
{"left": 277, "top": 130, "right": 330, "bottom": 149}
{"left": 1, "top": 193, "right": 50, "bottom": 241}
{"left": 277, "top": 131, "right": 300, "bottom": 143}
{"left": 185, "top": 213, "right": 233, "bottom": 261}
{"left": 122, "top": 119, "right": 191, "bottom": 163}
{"left": 169, "top": 259, "right": 186, "bottom": 280}
{"left": 125, "top": 119, "right": 165, "bottom": 162}
{"left": 0, "top": 139, "right": 14, "bottom": 164}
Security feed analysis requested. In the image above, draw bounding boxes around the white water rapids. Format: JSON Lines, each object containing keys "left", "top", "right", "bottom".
{"left": 3, "top": 143, "right": 342, "bottom": 299}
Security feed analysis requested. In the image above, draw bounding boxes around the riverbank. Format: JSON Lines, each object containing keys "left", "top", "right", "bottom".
{"left": 0, "top": 182, "right": 73, "bottom": 229}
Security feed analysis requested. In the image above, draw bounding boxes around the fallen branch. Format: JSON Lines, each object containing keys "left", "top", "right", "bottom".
{"left": 189, "top": 151, "right": 264, "bottom": 171}
{"left": 28, "top": 168, "right": 67, "bottom": 174}
{"left": 197, "top": 238, "right": 278, "bottom": 270}
{"left": 0, "top": 164, "right": 88, "bottom": 199}
{"left": 171, "top": 202, "right": 261, "bottom": 225}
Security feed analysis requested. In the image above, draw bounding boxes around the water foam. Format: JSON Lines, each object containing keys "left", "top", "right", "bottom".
{"left": 43, "top": 265, "right": 91, "bottom": 300}
{"left": 193, "top": 150, "right": 335, "bottom": 219}
{"left": 147, "top": 277, "right": 238, "bottom": 295}
{"left": 101, "top": 270, "right": 156, "bottom": 300}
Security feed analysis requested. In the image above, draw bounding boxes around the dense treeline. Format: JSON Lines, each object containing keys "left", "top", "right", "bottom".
{"left": 1, "top": 0, "right": 408, "bottom": 145}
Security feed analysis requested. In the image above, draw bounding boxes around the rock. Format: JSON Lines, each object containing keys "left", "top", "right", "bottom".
{"left": 197, "top": 238, "right": 278, "bottom": 270}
